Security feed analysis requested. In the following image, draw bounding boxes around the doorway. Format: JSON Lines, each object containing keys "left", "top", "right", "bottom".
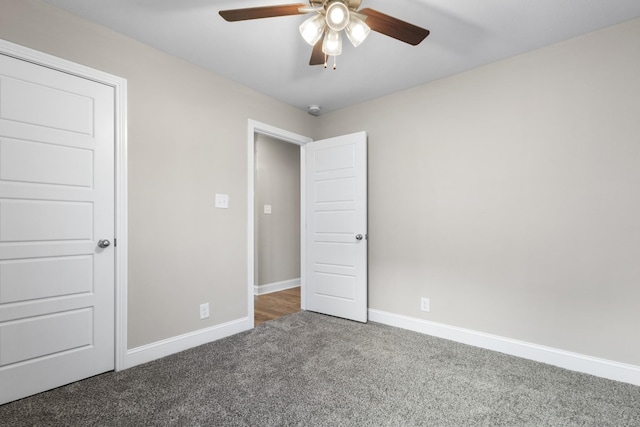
{"left": 254, "top": 133, "right": 301, "bottom": 324}
{"left": 247, "top": 121, "right": 312, "bottom": 327}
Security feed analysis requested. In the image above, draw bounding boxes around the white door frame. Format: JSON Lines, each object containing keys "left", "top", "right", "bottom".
{"left": 247, "top": 120, "right": 312, "bottom": 325}
{"left": 0, "top": 39, "right": 129, "bottom": 371}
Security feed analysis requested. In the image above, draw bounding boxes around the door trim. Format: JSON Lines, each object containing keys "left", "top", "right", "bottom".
{"left": 247, "top": 120, "right": 312, "bottom": 325}
{"left": 0, "top": 39, "right": 129, "bottom": 371}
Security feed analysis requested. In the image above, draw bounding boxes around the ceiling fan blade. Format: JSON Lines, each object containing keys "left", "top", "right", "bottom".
{"left": 219, "top": 3, "right": 308, "bottom": 22}
{"left": 358, "top": 8, "right": 430, "bottom": 46}
{"left": 309, "top": 37, "right": 325, "bottom": 66}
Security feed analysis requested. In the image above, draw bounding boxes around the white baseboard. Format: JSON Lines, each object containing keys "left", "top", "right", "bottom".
{"left": 123, "top": 316, "right": 252, "bottom": 369}
{"left": 368, "top": 309, "right": 640, "bottom": 386}
{"left": 254, "top": 278, "right": 300, "bottom": 295}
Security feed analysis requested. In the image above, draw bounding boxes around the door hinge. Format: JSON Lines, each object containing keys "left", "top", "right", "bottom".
{"left": 114, "top": 238, "right": 117, "bottom": 247}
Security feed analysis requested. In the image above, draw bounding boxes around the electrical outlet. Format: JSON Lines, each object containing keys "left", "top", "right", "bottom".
{"left": 420, "top": 297, "right": 430, "bottom": 312}
{"left": 199, "top": 302, "right": 210, "bottom": 319}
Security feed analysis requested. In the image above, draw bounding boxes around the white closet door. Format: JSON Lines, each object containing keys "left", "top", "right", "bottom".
{"left": 0, "top": 53, "right": 115, "bottom": 404}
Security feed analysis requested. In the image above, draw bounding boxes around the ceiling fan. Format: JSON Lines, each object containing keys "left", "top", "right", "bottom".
{"left": 219, "top": 0, "right": 430, "bottom": 69}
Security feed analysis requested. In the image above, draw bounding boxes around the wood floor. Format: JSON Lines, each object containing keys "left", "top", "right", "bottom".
{"left": 254, "top": 286, "right": 301, "bottom": 326}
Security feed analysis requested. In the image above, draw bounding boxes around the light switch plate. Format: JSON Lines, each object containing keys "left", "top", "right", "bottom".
{"left": 215, "top": 193, "right": 229, "bottom": 209}
{"left": 264, "top": 204, "right": 272, "bottom": 214}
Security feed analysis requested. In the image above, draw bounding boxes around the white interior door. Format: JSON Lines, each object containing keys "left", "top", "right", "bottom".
{"left": 305, "top": 131, "right": 367, "bottom": 322}
{"left": 0, "top": 54, "right": 115, "bottom": 404}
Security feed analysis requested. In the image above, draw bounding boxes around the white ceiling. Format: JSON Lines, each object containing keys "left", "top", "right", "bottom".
{"left": 42, "top": 0, "right": 640, "bottom": 115}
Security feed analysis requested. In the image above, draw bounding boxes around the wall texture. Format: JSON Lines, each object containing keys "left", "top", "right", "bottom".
{"left": 254, "top": 134, "right": 301, "bottom": 287}
{"left": 0, "top": 0, "right": 315, "bottom": 348}
{"left": 315, "top": 18, "right": 640, "bottom": 366}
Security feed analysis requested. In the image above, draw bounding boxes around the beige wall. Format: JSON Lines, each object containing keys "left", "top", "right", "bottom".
{"left": 254, "top": 134, "right": 301, "bottom": 286}
{"left": 0, "top": 0, "right": 315, "bottom": 348}
{"left": 315, "top": 18, "right": 640, "bottom": 366}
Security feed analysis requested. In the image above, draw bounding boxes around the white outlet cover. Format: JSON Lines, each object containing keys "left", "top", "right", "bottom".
{"left": 420, "top": 297, "right": 430, "bottom": 312}
{"left": 215, "top": 193, "right": 229, "bottom": 209}
{"left": 200, "top": 302, "right": 210, "bottom": 319}
{"left": 264, "top": 204, "right": 272, "bottom": 214}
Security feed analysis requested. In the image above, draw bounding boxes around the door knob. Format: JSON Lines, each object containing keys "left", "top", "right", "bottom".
{"left": 355, "top": 234, "right": 363, "bottom": 241}
{"left": 98, "top": 239, "right": 111, "bottom": 248}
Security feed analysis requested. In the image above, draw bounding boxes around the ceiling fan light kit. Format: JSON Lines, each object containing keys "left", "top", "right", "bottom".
{"left": 220, "top": 0, "right": 430, "bottom": 69}
{"left": 323, "top": 29, "right": 343, "bottom": 56}
{"left": 299, "top": 13, "right": 326, "bottom": 45}
{"left": 325, "top": 1, "right": 350, "bottom": 31}
{"left": 345, "top": 15, "right": 370, "bottom": 47}
{"left": 298, "top": 0, "right": 369, "bottom": 66}
{"left": 300, "top": 0, "right": 371, "bottom": 64}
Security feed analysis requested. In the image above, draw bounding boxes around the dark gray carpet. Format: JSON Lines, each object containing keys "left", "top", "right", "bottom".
{"left": 1, "top": 311, "right": 639, "bottom": 426}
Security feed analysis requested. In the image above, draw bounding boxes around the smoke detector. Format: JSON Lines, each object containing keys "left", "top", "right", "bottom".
{"left": 307, "top": 105, "right": 321, "bottom": 116}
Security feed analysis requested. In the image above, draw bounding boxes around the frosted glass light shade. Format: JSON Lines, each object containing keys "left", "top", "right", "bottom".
{"left": 326, "top": 1, "right": 350, "bottom": 31}
{"left": 299, "top": 14, "right": 326, "bottom": 46}
{"left": 345, "top": 15, "right": 370, "bottom": 47}
{"left": 322, "top": 29, "right": 342, "bottom": 56}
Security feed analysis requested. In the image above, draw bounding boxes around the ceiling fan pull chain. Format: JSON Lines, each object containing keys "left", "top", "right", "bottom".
{"left": 324, "top": 54, "right": 328, "bottom": 69}
{"left": 333, "top": 55, "right": 337, "bottom": 70}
